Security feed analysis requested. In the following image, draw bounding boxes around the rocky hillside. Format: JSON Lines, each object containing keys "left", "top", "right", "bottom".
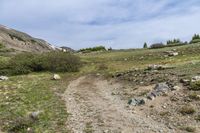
{"left": 0, "top": 25, "right": 55, "bottom": 53}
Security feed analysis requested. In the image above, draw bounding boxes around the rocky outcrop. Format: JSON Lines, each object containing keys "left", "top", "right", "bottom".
{"left": 0, "top": 24, "right": 55, "bottom": 53}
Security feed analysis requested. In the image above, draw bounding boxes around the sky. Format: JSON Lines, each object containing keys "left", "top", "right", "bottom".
{"left": 0, "top": 0, "right": 200, "bottom": 49}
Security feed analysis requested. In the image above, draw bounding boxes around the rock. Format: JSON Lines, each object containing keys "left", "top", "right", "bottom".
{"left": 128, "top": 98, "right": 145, "bottom": 106}
{"left": 29, "top": 111, "right": 41, "bottom": 120}
{"left": 0, "top": 76, "right": 8, "bottom": 81}
{"left": 147, "top": 65, "right": 165, "bottom": 70}
{"left": 191, "top": 76, "right": 200, "bottom": 82}
{"left": 172, "top": 86, "right": 181, "bottom": 91}
{"left": 180, "top": 79, "right": 190, "bottom": 85}
{"left": 147, "top": 83, "right": 170, "bottom": 100}
{"left": 165, "top": 51, "right": 179, "bottom": 56}
{"left": 52, "top": 74, "right": 61, "bottom": 80}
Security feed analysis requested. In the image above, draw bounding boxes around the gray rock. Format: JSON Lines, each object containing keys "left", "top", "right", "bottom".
{"left": 128, "top": 98, "right": 145, "bottom": 106}
{"left": 147, "top": 83, "right": 170, "bottom": 100}
{"left": 0, "top": 76, "right": 8, "bottom": 81}
{"left": 29, "top": 111, "right": 41, "bottom": 120}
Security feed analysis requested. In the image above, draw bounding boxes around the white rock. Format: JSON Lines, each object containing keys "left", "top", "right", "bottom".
{"left": 0, "top": 76, "right": 8, "bottom": 81}
{"left": 191, "top": 76, "right": 200, "bottom": 82}
{"left": 52, "top": 74, "right": 61, "bottom": 80}
{"left": 172, "top": 86, "right": 181, "bottom": 91}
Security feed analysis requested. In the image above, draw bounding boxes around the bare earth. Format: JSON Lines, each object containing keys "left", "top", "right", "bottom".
{"left": 63, "top": 75, "right": 174, "bottom": 133}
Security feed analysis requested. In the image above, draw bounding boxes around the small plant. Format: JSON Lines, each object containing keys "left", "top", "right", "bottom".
{"left": 97, "top": 63, "right": 108, "bottom": 71}
{"left": 195, "top": 115, "right": 200, "bottom": 121}
{"left": 181, "top": 126, "right": 196, "bottom": 132}
{"left": 83, "top": 122, "right": 93, "bottom": 133}
{"left": 180, "top": 105, "right": 196, "bottom": 115}
{"left": 190, "top": 81, "right": 200, "bottom": 91}
{"left": 189, "top": 92, "right": 200, "bottom": 100}
{"left": 0, "top": 43, "right": 5, "bottom": 49}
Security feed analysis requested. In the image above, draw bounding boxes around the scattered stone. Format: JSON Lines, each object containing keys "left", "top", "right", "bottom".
{"left": 191, "top": 76, "right": 200, "bottom": 82}
{"left": 147, "top": 65, "right": 165, "bottom": 70}
{"left": 0, "top": 76, "right": 8, "bottom": 81}
{"left": 52, "top": 74, "right": 61, "bottom": 80}
{"left": 29, "top": 111, "right": 41, "bottom": 120}
{"left": 147, "top": 83, "right": 170, "bottom": 100}
{"left": 165, "top": 51, "right": 179, "bottom": 57}
{"left": 180, "top": 79, "right": 190, "bottom": 86}
{"left": 128, "top": 98, "right": 145, "bottom": 106}
{"left": 172, "top": 86, "right": 181, "bottom": 91}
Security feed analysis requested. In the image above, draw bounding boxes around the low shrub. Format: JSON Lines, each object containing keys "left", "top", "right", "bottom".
{"left": 181, "top": 126, "right": 196, "bottom": 132}
{"left": 189, "top": 92, "right": 200, "bottom": 100}
{"left": 180, "top": 105, "right": 196, "bottom": 115}
{"left": 190, "top": 81, "right": 200, "bottom": 91}
{"left": 0, "top": 52, "right": 82, "bottom": 75}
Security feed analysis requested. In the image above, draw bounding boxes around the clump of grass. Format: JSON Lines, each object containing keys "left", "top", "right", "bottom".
{"left": 180, "top": 105, "right": 196, "bottom": 115}
{"left": 195, "top": 115, "right": 200, "bottom": 121}
{"left": 83, "top": 122, "right": 93, "bottom": 133}
{"left": 0, "top": 43, "right": 5, "bottom": 49}
{"left": 181, "top": 126, "right": 196, "bottom": 132}
{"left": 190, "top": 81, "right": 200, "bottom": 91}
{"left": 189, "top": 92, "right": 200, "bottom": 100}
{"left": 97, "top": 63, "right": 108, "bottom": 71}
{"left": 159, "top": 111, "right": 170, "bottom": 117}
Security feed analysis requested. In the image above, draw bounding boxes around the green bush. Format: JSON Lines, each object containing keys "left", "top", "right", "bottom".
{"left": 78, "top": 46, "right": 106, "bottom": 53}
{"left": 0, "top": 52, "right": 81, "bottom": 75}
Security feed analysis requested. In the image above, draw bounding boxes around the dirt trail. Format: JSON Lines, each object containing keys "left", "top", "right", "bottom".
{"left": 64, "top": 75, "right": 173, "bottom": 133}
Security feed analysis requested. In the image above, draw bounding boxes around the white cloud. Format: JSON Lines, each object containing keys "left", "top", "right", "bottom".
{"left": 0, "top": 0, "right": 200, "bottom": 49}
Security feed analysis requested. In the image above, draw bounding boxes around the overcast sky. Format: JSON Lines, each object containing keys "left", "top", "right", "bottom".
{"left": 0, "top": 0, "right": 200, "bottom": 49}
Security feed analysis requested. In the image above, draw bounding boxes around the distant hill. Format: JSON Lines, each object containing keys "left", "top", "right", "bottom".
{"left": 0, "top": 25, "right": 55, "bottom": 53}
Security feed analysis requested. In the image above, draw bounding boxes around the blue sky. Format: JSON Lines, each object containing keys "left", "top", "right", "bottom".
{"left": 0, "top": 0, "right": 200, "bottom": 49}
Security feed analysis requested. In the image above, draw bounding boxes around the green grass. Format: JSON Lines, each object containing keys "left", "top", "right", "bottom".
{"left": 80, "top": 43, "right": 200, "bottom": 73}
{"left": 0, "top": 72, "right": 80, "bottom": 133}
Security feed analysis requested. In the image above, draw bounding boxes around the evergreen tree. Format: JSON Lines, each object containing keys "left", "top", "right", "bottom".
{"left": 143, "top": 42, "right": 148, "bottom": 48}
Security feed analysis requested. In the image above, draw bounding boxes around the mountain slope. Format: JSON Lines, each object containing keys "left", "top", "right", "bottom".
{"left": 0, "top": 25, "right": 55, "bottom": 53}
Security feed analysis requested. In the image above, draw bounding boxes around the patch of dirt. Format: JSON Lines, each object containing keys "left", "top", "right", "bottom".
{"left": 63, "top": 75, "right": 173, "bottom": 133}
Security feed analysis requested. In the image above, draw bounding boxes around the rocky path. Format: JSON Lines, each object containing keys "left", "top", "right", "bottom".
{"left": 63, "top": 75, "right": 173, "bottom": 133}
